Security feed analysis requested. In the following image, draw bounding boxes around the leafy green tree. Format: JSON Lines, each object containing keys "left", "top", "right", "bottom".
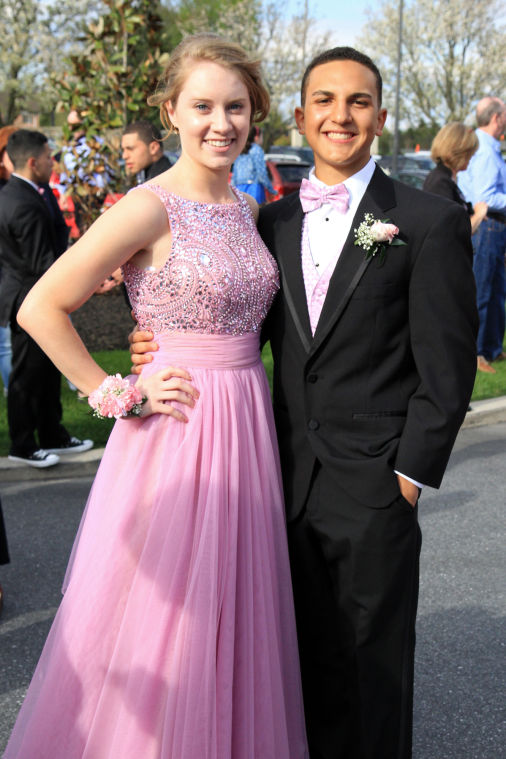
{"left": 0, "top": 0, "right": 105, "bottom": 125}
{"left": 158, "top": 0, "right": 264, "bottom": 57}
{"left": 54, "top": 0, "right": 169, "bottom": 229}
{"left": 401, "top": 123, "right": 440, "bottom": 152}
{"left": 262, "top": 107, "right": 291, "bottom": 151}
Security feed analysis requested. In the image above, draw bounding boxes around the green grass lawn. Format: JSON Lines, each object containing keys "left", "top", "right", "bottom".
{"left": 469, "top": 348, "right": 506, "bottom": 400}
{"left": 0, "top": 350, "right": 132, "bottom": 456}
{"left": 0, "top": 342, "right": 504, "bottom": 457}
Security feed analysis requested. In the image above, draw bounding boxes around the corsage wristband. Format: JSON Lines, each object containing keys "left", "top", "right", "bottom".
{"left": 88, "top": 374, "right": 147, "bottom": 419}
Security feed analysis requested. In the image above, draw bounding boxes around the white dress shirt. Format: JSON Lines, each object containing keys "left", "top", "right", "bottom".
{"left": 305, "top": 158, "right": 376, "bottom": 271}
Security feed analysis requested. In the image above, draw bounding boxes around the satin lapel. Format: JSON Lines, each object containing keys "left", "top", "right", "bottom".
{"left": 274, "top": 195, "right": 312, "bottom": 353}
{"left": 310, "top": 167, "right": 396, "bottom": 355}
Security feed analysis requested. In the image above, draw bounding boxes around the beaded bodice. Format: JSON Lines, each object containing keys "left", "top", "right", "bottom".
{"left": 122, "top": 184, "right": 279, "bottom": 335}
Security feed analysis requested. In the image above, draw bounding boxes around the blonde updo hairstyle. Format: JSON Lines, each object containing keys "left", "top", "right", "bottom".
{"left": 430, "top": 122, "right": 479, "bottom": 173}
{"left": 148, "top": 33, "right": 270, "bottom": 133}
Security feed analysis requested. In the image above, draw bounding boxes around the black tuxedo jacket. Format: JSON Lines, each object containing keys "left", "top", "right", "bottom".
{"left": 144, "top": 154, "right": 171, "bottom": 181}
{"left": 0, "top": 176, "right": 68, "bottom": 326}
{"left": 259, "top": 166, "right": 478, "bottom": 519}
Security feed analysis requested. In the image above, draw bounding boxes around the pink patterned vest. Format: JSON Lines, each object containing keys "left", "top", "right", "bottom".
{"left": 301, "top": 217, "right": 343, "bottom": 335}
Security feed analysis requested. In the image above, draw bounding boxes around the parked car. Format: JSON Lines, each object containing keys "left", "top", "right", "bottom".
{"left": 376, "top": 155, "right": 421, "bottom": 174}
{"left": 265, "top": 159, "right": 311, "bottom": 201}
{"left": 403, "top": 151, "right": 435, "bottom": 172}
{"left": 391, "top": 169, "right": 428, "bottom": 190}
{"left": 265, "top": 146, "right": 314, "bottom": 164}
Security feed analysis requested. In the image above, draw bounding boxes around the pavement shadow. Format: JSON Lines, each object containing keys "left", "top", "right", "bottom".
{"left": 414, "top": 606, "right": 505, "bottom": 759}
{"left": 420, "top": 488, "right": 475, "bottom": 516}
{"left": 447, "top": 435, "right": 506, "bottom": 471}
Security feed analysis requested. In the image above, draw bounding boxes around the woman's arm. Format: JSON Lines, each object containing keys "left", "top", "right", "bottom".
{"left": 17, "top": 190, "right": 199, "bottom": 420}
{"left": 18, "top": 190, "right": 165, "bottom": 393}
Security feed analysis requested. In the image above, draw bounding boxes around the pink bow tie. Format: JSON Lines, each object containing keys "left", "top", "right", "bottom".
{"left": 299, "top": 178, "right": 349, "bottom": 214}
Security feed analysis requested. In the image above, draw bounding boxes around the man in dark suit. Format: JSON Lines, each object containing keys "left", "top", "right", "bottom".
{"left": 257, "top": 48, "right": 477, "bottom": 758}
{"left": 0, "top": 129, "right": 92, "bottom": 467}
{"left": 121, "top": 120, "right": 172, "bottom": 183}
{"left": 129, "top": 48, "right": 477, "bottom": 758}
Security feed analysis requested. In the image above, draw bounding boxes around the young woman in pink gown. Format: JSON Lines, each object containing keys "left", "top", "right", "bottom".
{"left": 5, "top": 34, "right": 308, "bottom": 759}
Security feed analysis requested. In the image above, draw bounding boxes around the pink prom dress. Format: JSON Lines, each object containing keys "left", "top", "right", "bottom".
{"left": 3, "top": 186, "right": 308, "bottom": 759}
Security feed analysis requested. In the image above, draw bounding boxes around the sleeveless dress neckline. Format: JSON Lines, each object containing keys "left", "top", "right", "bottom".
{"left": 143, "top": 182, "right": 242, "bottom": 207}
{"left": 125, "top": 184, "right": 247, "bottom": 276}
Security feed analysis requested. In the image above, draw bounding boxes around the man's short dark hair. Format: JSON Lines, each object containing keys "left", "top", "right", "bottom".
{"left": 6, "top": 129, "right": 48, "bottom": 169}
{"left": 300, "top": 47, "right": 383, "bottom": 107}
{"left": 122, "top": 120, "right": 163, "bottom": 146}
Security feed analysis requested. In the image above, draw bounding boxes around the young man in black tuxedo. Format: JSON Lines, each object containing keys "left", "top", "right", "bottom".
{"left": 0, "top": 130, "right": 92, "bottom": 467}
{"left": 130, "top": 48, "right": 477, "bottom": 759}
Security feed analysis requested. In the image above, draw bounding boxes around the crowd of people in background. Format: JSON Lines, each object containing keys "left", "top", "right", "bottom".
{"left": 458, "top": 98, "right": 506, "bottom": 374}
{"left": 0, "top": 105, "right": 504, "bottom": 456}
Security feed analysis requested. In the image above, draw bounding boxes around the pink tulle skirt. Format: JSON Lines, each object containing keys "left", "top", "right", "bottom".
{"left": 4, "top": 332, "right": 308, "bottom": 759}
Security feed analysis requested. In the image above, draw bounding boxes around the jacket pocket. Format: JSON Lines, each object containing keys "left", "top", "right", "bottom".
{"left": 352, "top": 410, "right": 407, "bottom": 420}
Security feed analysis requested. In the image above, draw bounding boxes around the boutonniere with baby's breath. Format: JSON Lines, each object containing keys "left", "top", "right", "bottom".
{"left": 354, "top": 213, "right": 406, "bottom": 264}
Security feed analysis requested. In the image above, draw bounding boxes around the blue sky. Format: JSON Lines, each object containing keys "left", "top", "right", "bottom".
{"left": 285, "top": 0, "right": 371, "bottom": 45}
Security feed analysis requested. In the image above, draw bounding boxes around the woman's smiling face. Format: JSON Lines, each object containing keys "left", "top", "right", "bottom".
{"left": 166, "top": 60, "right": 251, "bottom": 174}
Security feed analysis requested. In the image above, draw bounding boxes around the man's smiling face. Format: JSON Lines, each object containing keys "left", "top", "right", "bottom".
{"left": 295, "top": 59, "right": 387, "bottom": 185}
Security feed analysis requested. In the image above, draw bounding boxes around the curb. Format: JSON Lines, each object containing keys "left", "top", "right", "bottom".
{"left": 461, "top": 395, "right": 506, "bottom": 428}
{"left": 1, "top": 396, "right": 506, "bottom": 482}
{"left": 0, "top": 447, "right": 104, "bottom": 483}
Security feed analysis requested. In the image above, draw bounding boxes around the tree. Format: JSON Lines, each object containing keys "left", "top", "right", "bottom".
{"left": 262, "top": 106, "right": 291, "bottom": 150}
{"left": 0, "top": 0, "right": 105, "bottom": 125}
{"left": 53, "top": 0, "right": 169, "bottom": 229}
{"left": 171, "top": 0, "right": 263, "bottom": 53}
{"left": 162, "top": 0, "right": 332, "bottom": 115}
{"left": 259, "top": 0, "right": 332, "bottom": 113}
{"left": 358, "top": 0, "right": 506, "bottom": 127}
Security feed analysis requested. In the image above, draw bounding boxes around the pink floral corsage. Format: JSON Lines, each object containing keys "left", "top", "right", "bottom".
{"left": 354, "top": 213, "right": 406, "bottom": 263}
{"left": 88, "top": 374, "right": 146, "bottom": 419}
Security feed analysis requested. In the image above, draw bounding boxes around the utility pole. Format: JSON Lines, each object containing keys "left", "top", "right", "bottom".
{"left": 392, "top": 0, "right": 404, "bottom": 176}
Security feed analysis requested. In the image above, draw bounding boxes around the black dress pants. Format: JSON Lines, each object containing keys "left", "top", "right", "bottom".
{"left": 7, "top": 320, "right": 69, "bottom": 456}
{"left": 287, "top": 463, "right": 421, "bottom": 759}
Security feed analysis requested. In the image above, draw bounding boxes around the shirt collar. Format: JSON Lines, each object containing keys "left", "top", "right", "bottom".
{"left": 477, "top": 128, "right": 501, "bottom": 153}
{"left": 308, "top": 157, "right": 376, "bottom": 204}
{"left": 12, "top": 173, "right": 40, "bottom": 193}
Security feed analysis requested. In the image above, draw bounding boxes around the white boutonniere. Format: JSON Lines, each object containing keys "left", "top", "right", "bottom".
{"left": 354, "top": 213, "right": 406, "bottom": 264}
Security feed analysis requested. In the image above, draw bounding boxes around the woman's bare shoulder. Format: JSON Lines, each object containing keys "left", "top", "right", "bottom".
{"left": 240, "top": 191, "right": 259, "bottom": 222}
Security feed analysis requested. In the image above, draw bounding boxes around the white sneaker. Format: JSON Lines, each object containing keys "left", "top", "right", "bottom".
{"left": 8, "top": 449, "right": 60, "bottom": 468}
{"left": 45, "top": 437, "right": 94, "bottom": 455}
